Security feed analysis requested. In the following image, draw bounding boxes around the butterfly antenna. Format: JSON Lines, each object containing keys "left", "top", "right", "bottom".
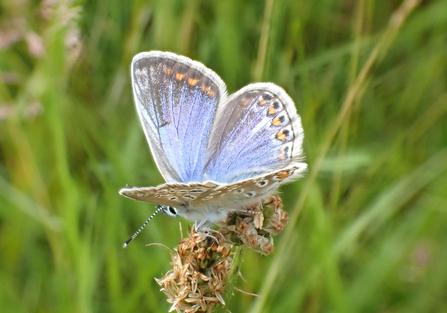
{"left": 123, "top": 206, "right": 163, "bottom": 248}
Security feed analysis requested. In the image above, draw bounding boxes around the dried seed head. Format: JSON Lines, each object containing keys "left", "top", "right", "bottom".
{"left": 156, "top": 228, "right": 232, "bottom": 313}
{"left": 157, "top": 196, "right": 289, "bottom": 312}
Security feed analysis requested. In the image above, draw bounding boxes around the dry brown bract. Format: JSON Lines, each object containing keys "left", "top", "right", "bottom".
{"left": 218, "top": 195, "right": 289, "bottom": 255}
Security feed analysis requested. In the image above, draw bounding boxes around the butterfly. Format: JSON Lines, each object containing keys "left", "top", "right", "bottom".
{"left": 120, "top": 51, "right": 306, "bottom": 245}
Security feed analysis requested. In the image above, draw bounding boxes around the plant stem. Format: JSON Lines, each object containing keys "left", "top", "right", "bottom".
{"left": 215, "top": 245, "right": 246, "bottom": 313}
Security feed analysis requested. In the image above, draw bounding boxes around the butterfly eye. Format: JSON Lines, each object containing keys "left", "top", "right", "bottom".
{"left": 161, "top": 205, "right": 178, "bottom": 217}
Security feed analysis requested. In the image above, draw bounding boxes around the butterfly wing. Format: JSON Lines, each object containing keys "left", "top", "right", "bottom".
{"left": 202, "top": 83, "right": 305, "bottom": 184}
{"left": 132, "top": 51, "right": 227, "bottom": 183}
{"left": 119, "top": 181, "right": 221, "bottom": 209}
{"left": 189, "top": 165, "right": 306, "bottom": 208}
{"left": 120, "top": 164, "right": 306, "bottom": 222}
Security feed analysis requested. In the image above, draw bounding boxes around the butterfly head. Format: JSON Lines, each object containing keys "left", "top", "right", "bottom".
{"left": 158, "top": 205, "right": 179, "bottom": 217}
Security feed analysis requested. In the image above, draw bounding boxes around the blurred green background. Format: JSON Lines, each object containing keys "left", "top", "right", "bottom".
{"left": 1, "top": 0, "right": 447, "bottom": 312}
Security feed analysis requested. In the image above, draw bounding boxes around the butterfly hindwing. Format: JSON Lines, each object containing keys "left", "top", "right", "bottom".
{"left": 119, "top": 181, "right": 221, "bottom": 209}
{"left": 203, "top": 83, "right": 305, "bottom": 184}
{"left": 190, "top": 165, "right": 307, "bottom": 209}
{"left": 120, "top": 164, "right": 307, "bottom": 214}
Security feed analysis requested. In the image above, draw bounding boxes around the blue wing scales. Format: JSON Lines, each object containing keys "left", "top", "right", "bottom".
{"left": 132, "top": 52, "right": 227, "bottom": 183}
{"left": 203, "top": 83, "right": 304, "bottom": 183}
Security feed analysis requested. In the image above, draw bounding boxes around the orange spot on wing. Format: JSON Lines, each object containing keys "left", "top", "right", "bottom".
{"left": 188, "top": 77, "right": 199, "bottom": 86}
{"left": 272, "top": 117, "right": 282, "bottom": 126}
{"left": 164, "top": 67, "right": 173, "bottom": 75}
{"left": 277, "top": 171, "right": 290, "bottom": 179}
{"left": 201, "top": 84, "right": 216, "bottom": 97}
{"left": 207, "top": 89, "right": 215, "bottom": 97}
{"left": 258, "top": 99, "right": 266, "bottom": 106}
{"left": 268, "top": 106, "right": 276, "bottom": 115}
{"left": 276, "top": 131, "right": 287, "bottom": 141}
{"left": 175, "top": 73, "right": 186, "bottom": 80}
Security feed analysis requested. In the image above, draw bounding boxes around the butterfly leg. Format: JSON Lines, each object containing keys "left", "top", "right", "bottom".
{"left": 193, "top": 220, "right": 226, "bottom": 243}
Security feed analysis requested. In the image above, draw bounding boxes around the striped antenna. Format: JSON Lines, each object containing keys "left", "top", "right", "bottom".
{"left": 123, "top": 206, "right": 163, "bottom": 248}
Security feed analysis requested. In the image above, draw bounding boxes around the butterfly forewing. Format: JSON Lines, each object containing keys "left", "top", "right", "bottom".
{"left": 132, "top": 52, "right": 227, "bottom": 183}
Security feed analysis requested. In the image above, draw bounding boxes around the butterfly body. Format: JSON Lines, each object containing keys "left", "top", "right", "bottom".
{"left": 120, "top": 51, "right": 306, "bottom": 227}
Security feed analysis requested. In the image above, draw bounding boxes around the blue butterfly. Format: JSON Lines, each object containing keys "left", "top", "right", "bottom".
{"left": 120, "top": 51, "right": 306, "bottom": 242}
